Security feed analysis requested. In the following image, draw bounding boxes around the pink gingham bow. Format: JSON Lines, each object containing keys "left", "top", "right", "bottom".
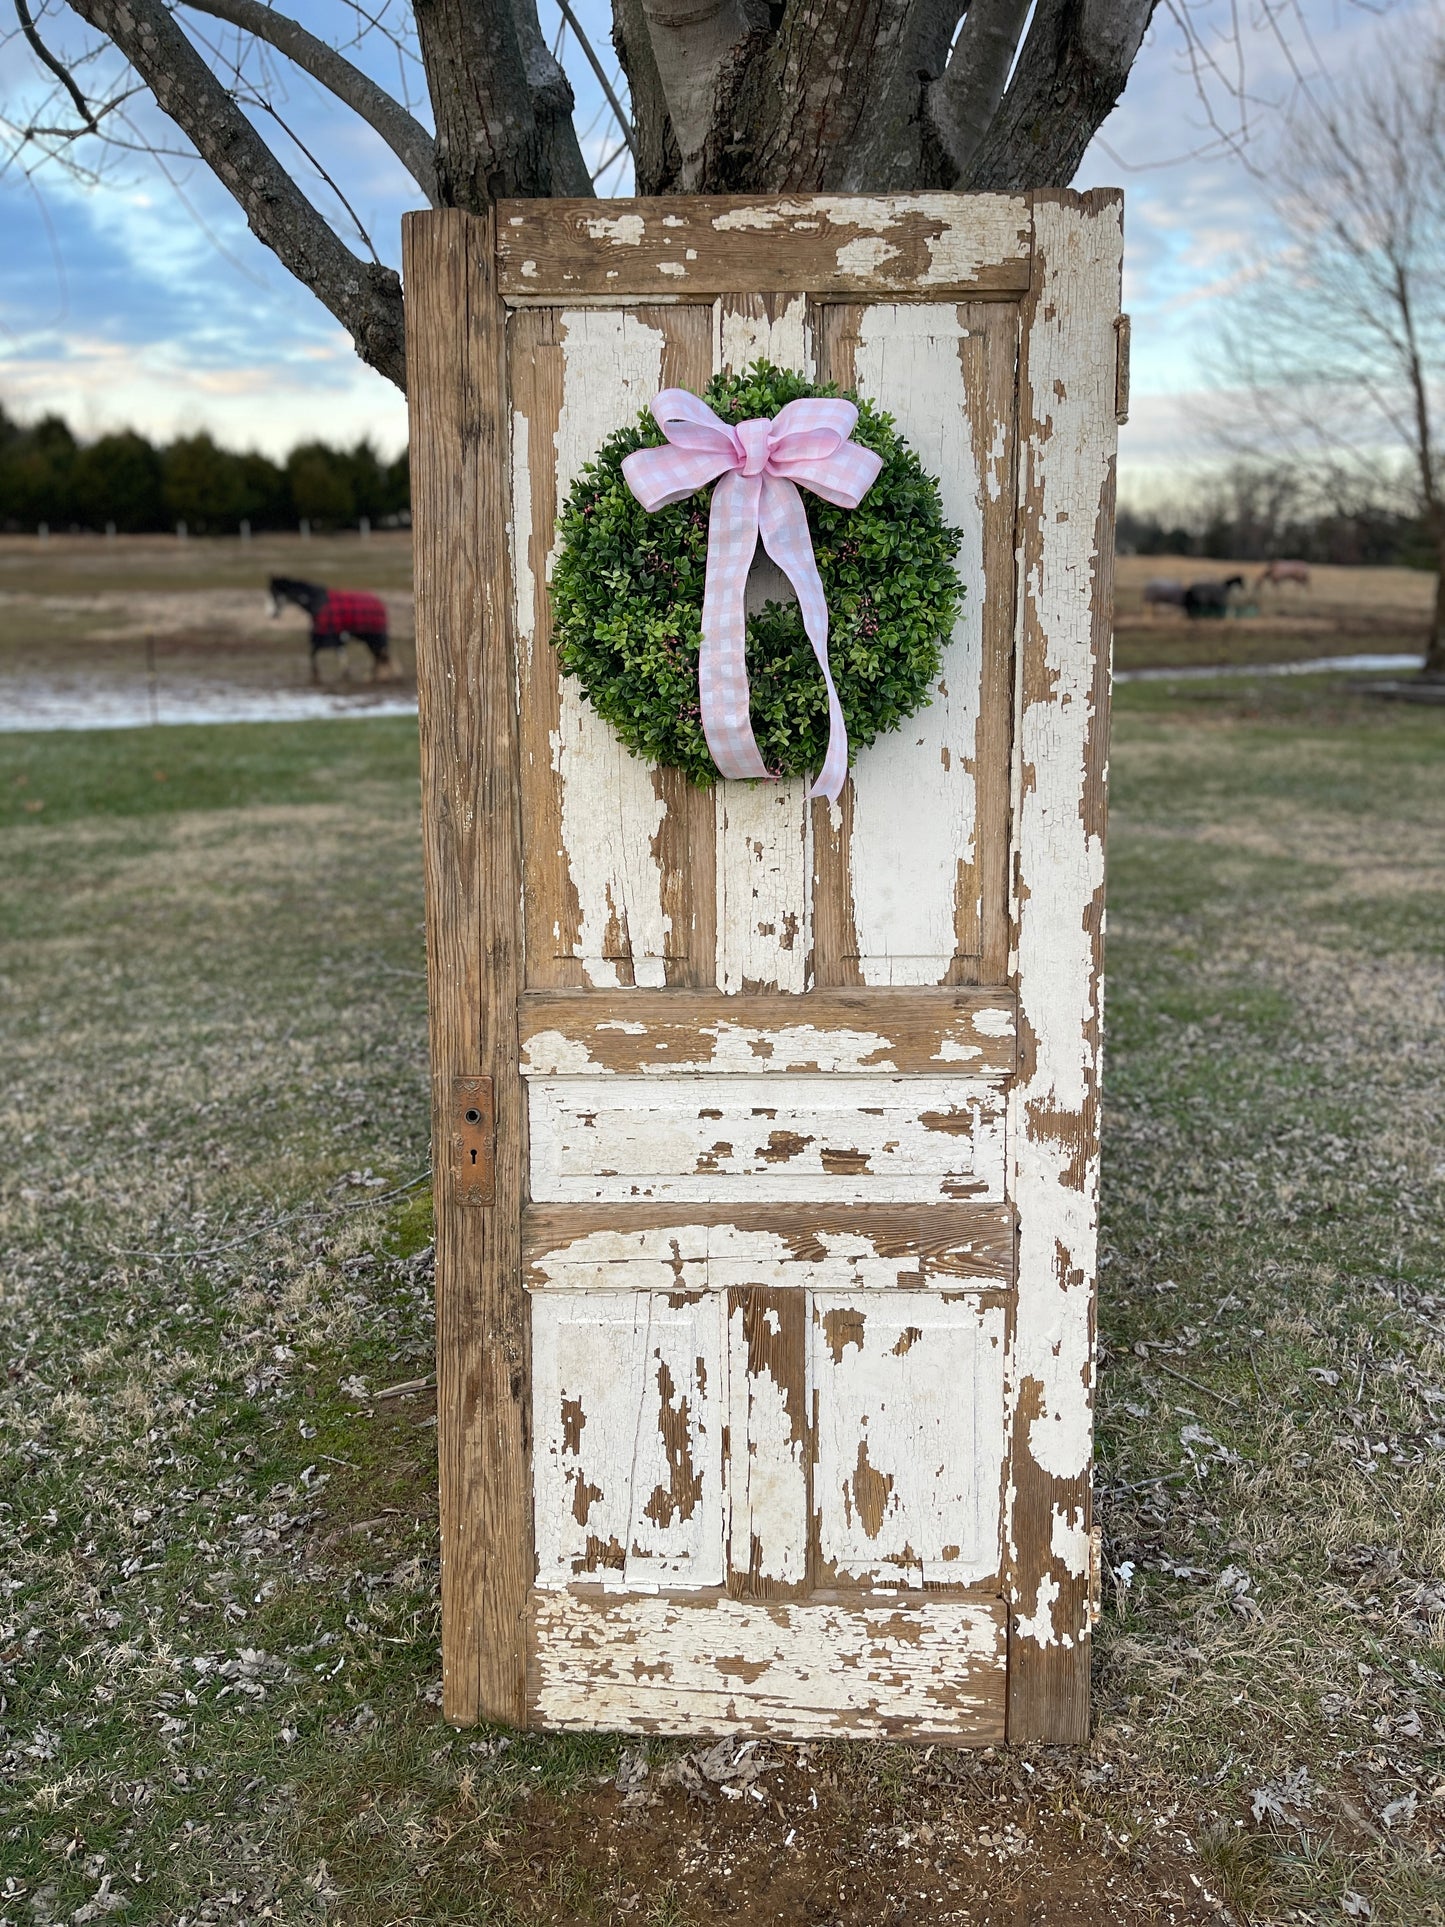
{"left": 621, "top": 389, "right": 884, "bottom": 801}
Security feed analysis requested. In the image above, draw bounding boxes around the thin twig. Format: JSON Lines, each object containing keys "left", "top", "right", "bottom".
{"left": 374, "top": 1374, "right": 436, "bottom": 1400}
{"left": 108, "top": 1169, "right": 431, "bottom": 1261}
{"left": 554, "top": 0, "right": 634, "bottom": 160}
{"left": 1147, "top": 1360, "right": 1245, "bottom": 1410}
{"left": 248, "top": 92, "right": 381, "bottom": 261}
{"left": 13, "top": 0, "right": 97, "bottom": 129}
{"left": 589, "top": 135, "right": 629, "bottom": 184}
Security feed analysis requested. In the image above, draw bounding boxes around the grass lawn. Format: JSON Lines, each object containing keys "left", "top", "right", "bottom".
{"left": 1, "top": 680, "right": 1443, "bottom": 1925}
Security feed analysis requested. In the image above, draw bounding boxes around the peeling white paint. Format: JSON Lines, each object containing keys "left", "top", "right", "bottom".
{"left": 508, "top": 409, "right": 534, "bottom": 667}
{"left": 711, "top": 203, "right": 813, "bottom": 232}
{"left": 714, "top": 293, "right": 815, "bottom": 993}
{"left": 703, "top": 196, "right": 1030, "bottom": 293}
{"left": 519, "top": 1015, "right": 1005, "bottom": 1077}
{"left": 1050, "top": 1505, "right": 1092, "bottom": 1579}
{"left": 1012, "top": 1570, "right": 1061, "bottom": 1648}
{"left": 528, "top": 1075, "right": 1007, "bottom": 1204}
{"left": 519, "top": 1027, "right": 594, "bottom": 1075}
{"left": 845, "top": 305, "right": 988, "bottom": 984}
{"left": 811, "top": 1295, "right": 1005, "bottom": 1587}
{"left": 716, "top": 782, "right": 812, "bottom": 994}
{"left": 549, "top": 310, "right": 673, "bottom": 985}
{"left": 526, "top": 1221, "right": 1011, "bottom": 1294}
{"left": 532, "top": 1592, "right": 1007, "bottom": 1738}
{"left": 584, "top": 213, "right": 646, "bottom": 245}
{"left": 1006, "top": 202, "right": 1118, "bottom": 1500}
{"left": 835, "top": 235, "right": 901, "bottom": 276}
{"left": 728, "top": 1299, "right": 806, "bottom": 1587}
{"left": 532, "top": 1289, "right": 726, "bottom": 1589}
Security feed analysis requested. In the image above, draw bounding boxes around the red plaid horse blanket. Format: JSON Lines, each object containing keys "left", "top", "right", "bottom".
{"left": 312, "top": 590, "right": 388, "bottom": 637}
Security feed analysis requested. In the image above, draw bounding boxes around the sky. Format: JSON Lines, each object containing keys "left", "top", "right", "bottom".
{"left": 0, "top": 0, "right": 1418, "bottom": 495}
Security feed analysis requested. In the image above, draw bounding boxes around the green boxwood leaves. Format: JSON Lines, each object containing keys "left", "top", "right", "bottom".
{"left": 550, "top": 360, "right": 964, "bottom": 788}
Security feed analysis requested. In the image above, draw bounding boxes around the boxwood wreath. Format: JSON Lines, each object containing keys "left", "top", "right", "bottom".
{"left": 550, "top": 361, "right": 964, "bottom": 787}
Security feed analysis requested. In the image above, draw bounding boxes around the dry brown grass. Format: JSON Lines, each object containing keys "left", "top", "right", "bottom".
{"left": 1112, "top": 553, "right": 1434, "bottom": 672}
{"left": 0, "top": 531, "right": 418, "bottom": 693}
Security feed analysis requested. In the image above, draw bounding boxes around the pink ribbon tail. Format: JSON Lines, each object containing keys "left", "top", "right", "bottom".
{"left": 620, "top": 390, "right": 882, "bottom": 800}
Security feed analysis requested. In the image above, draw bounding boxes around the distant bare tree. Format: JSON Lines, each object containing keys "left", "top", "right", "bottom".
{"left": 2, "top": 0, "right": 1163, "bottom": 394}
{"left": 1218, "top": 13, "right": 1445, "bottom": 675}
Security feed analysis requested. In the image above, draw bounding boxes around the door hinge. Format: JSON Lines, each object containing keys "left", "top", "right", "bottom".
{"left": 1089, "top": 1523, "right": 1104, "bottom": 1626}
{"left": 1114, "top": 314, "right": 1131, "bottom": 426}
{"left": 450, "top": 1075, "right": 495, "bottom": 1206}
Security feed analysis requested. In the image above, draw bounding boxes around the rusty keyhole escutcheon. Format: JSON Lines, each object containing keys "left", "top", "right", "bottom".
{"left": 451, "top": 1075, "right": 496, "bottom": 1205}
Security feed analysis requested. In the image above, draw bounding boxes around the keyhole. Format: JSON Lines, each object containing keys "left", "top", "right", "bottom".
{"left": 470, "top": 1148, "right": 478, "bottom": 1164}
{"left": 465, "top": 1108, "right": 481, "bottom": 1124}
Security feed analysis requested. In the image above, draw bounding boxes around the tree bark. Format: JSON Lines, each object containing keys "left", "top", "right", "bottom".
{"left": 962, "top": 0, "right": 1156, "bottom": 190}
{"left": 411, "top": 0, "right": 547, "bottom": 206}
{"left": 1427, "top": 514, "right": 1445, "bottom": 679}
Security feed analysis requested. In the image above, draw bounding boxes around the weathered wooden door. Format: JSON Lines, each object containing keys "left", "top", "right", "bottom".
{"left": 405, "top": 190, "right": 1124, "bottom": 1745}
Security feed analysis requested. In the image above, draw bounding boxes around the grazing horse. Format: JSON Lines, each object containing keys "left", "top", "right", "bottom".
{"left": 1183, "top": 575, "right": 1246, "bottom": 620}
{"left": 268, "top": 576, "right": 393, "bottom": 682}
{"left": 1257, "top": 559, "right": 1311, "bottom": 589}
{"left": 1143, "top": 577, "right": 1187, "bottom": 609}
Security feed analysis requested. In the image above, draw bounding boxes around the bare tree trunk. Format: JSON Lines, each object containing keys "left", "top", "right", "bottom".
{"left": 1427, "top": 515, "right": 1445, "bottom": 679}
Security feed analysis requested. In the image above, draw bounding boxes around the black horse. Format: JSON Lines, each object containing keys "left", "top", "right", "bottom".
{"left": 1183, "top": 575, "right": 1246, "bottom": 621}
{"left": 268, "top": 577, "right": 393, "bottom": 681}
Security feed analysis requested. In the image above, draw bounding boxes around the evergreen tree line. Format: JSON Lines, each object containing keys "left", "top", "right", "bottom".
{"left": 0, "top": 405, "right": 410, "bottom": 534}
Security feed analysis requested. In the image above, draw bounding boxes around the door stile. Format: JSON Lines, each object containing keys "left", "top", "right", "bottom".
{"left": 1002, "top": 188, "right": 1123, "bottom": 1743}
{"left": 404, "top": 206, "right": 533, "bottom": 1725}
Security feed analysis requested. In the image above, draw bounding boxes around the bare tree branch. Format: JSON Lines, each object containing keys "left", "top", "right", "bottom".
{"left": 964, "top": 0, "right": 1158, "bottom": 190}
{"left": 177, "top": 0, "right": 438, "bottom": 201}
{"left": 246, "top": 90, "right": 383, "bottom": 259}
{"left": 611, "top": 0, "right": 680, "bottom": 193}
{"left": 556, "top": 0, "right": 634, "bottom": 159}
{"left": 61, "top": 0, "right": 407, "bottom": 387}
{"left": 841, "top": 0, "right": 961, "bottom": 192}
{"left": 14, "top": 0, "right": 98, "bottom": 127}
{"left": 411, "top": 0, "right": 551, "bottom": 202}
{"left": 509, "top": 0, "right": 592, "bottom": 193}
{"left": 928, "top": 0, "right": 1031, "bottom": 177}
{"left": 17, "top": 82, "right": 141, "bottom": 145}
{"left": 637, "top": 0, "right": 754, "bottom": 189}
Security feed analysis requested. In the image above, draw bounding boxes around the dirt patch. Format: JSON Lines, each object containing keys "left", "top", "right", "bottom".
{"left": 477, "top": 1745, "right": 1224, "bottom": 1925}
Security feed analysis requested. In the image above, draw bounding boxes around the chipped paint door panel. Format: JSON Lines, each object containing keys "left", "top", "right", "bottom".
{"left": 811, "top": 1296, "right": 1006, "bottom": 1588}
{"left": 529, "top": 1589, "right": 1009, "bottom": 1741}
{"left": 528, "top": 1258, "right": 1011, "bottom": 1601}
{"left": 408, "top": 191, "right": 1121, "bottom": 1742}
{"left": 531, "top": 1289, "right": 726, "bottom": 1588}
{"left": 529, "top": 1074, "right": 1007, "bottom": 1203}
{"left": 510, "top": 285, "right": 1009, "bottom": 995}
{"left": 522, "top": 1205, "right": 1017, "bottom": 1292}
{"left": 518, "top": 988, "right": 1018, "bottom": 1077}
